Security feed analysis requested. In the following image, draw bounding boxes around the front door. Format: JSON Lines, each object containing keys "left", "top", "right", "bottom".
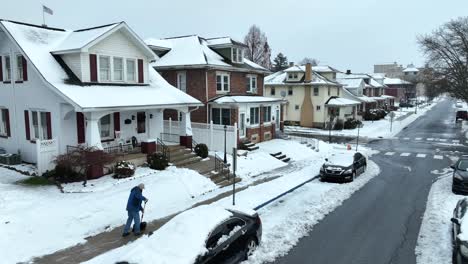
{"left": 239, "top": 113, "right": 246, "bottom": 137}
{"left": 137, "top": 112, "right": 146, "bottom": 134}
{"left": 275, "top": 109, "right": 280, "bottom": 130}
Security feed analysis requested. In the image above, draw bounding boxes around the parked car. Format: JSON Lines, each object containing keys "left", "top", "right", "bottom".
{"left": 451, "top": 198, "right": 468, "bottom": 264}
{"left": 457, "top": 101, "right": 464, "bottom": 108}
{"left": 399, "top": 102, "right": 414, "bottom": 108}
{"left": 456, "top": 111, "right": 468, "bottom": 122}
{"left": 452, "top": 156, "right": 468, "bottom": 194}
{"left": 320, "top": 152, "right": 367, "bottom": 182}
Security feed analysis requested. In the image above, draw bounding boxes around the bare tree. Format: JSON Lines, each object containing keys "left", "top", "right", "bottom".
{"left": 418, "top": 17, "right": 468, "bottom": 100}
{"left": 299, "top": 57, "right": 320, "bottom": 66}
{"left": 244, "top": 25, "right": 272, "bottom": 69}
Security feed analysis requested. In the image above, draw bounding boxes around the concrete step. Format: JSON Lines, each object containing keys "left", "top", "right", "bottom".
{"left": 171, "top": 153, "right": 197, "bottom": 163}
{"left": 169, "top": 149, "right": 192, "bottom": 159}
{"left": 270, "top": 152, "right": 282, "bottom": 157}
{"left": 244, "top": 142, "right": 256, "bottom": 147}
{"left": 218, "top": 177, "right": 242, "bottom": 187}
{"left": 247, "top": 146, "right": 259, "bottom": 151}
{"left": 167, "top": 145, "right": 186, "bottom": 152}
{"left": 277, "top": 154, "right": 286, "bottom": 160}
{"left": 172, "top": 156, "right": 203, "bottom": 167}
{"left": 282, "top": 157, "right": 291, "bottom": 163}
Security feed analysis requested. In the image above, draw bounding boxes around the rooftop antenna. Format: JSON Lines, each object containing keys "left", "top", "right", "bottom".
{"left": 42, "top": 4, "right": 54, "bottom": 27}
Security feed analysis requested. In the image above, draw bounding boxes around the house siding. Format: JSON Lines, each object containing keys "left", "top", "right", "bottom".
{"left": 62, "top": 53, "right": 82, "bottom": 80}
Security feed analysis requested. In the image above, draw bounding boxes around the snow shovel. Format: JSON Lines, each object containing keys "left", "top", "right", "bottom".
{"left": 132, "top": 201, "right": 147, "bottom": 232}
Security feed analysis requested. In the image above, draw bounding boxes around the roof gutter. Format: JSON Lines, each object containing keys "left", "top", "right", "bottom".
{"left": 81, "top": 102, "right": 204, "bottom": 112}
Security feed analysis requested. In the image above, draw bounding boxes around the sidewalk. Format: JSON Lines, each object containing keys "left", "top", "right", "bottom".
{"left": 30, "top": 163, "right": 302, "bottom": 264}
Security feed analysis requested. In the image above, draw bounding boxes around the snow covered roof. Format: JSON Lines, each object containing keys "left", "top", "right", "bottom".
{"left": 265, "top": 68, "right": 340, "bottom": 86}
{"left": 358, "top": 96, "right": 377, "bottom": 103}
{"left": 370, "top": 97, "right": 387, "bottom": 101}
{"left": 206, "top": 36, "right": 246, "bottom": 47}
{"left": 145, "top": 37, "right": 173, "bottom": 50}
{"left": 83, "top": 205, "right": 234, "bottom": 264}
{"left": 403, "top": 64, "right": 419, "bottom": 72}
{"left": 337, "top": 78, "right": 363, "bottom": 89}
{"left": 283, "top": 65, "right": 338, "bottom": 73}
{"left": 381, "top": 95, "right": 395, "bottom": 99}
{"left": 0, "top": 20, "right": 201, "bottom": 111}
{"left": 325, "top": 97, "right": 360, "bottom": 106}
{"left": 211, "top": 95, "right": 284, "bottom": 105}
{"left": 149, "top": 35, "right": 267, "bottom": 72}
{"left": 384, "top": 77, "right": 412, "bottom": 85}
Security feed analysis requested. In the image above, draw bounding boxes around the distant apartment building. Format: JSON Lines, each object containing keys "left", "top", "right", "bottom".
{"left": 374, "top": 62, "right": 404, "bottom": 78}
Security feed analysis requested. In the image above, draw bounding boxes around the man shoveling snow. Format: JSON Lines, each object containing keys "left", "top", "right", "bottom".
{"left": 122, "top": 184, "right": 148, "bottom": 237}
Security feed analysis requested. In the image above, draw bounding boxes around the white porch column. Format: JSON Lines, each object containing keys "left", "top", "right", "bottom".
{"left": 148, "top": 109, "right": 164, "bottom": 140}
{"left": 84, "top": 112, "right": 109, "bottom": 150}
{"left": 179, "top": 110, "right": 193, "bottom": 136}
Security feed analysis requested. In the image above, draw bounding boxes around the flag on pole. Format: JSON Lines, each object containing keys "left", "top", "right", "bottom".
{"left": 43, "top": 5, "right": 53, "bottom": 15}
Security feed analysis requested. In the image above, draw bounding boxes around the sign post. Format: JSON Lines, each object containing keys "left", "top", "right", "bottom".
{"left": 232, "top": 147, "right": 237, "bottom": 206}
{"left": 356, "top": 123, "right": 364, "bottom": 151}
{"left": 389, "top": 111, "right": 396, "bottom": 132}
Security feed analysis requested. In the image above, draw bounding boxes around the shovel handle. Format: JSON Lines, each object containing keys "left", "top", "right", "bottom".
{"left": 141, "top": 200, "right": 147, "bottom": 221}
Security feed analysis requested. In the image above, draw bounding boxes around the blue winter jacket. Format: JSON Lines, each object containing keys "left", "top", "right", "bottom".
{"left": 126, "top": 186, "right": 147, "bottom": 212}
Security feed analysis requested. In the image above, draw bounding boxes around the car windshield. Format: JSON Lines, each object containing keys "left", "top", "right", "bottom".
{"left": 458, "top": 160, "right": 468, "bottom": 171}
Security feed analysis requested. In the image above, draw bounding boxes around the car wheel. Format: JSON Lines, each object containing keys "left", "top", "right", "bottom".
{"left": 453, "top": 186, "right": 459, "bottom": 195}
{"left": 244, "top": 237, "right": 258, "bottom": 260}
{"left": 454, "top": 246, "right": 463, "bottom": 264}
{"left": 351, "top": 171, "right": 356, "bottom": 182}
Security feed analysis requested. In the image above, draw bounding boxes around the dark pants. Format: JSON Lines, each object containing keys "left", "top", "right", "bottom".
{"left": 123, "top": 210, "right": 141, "bottom": 234}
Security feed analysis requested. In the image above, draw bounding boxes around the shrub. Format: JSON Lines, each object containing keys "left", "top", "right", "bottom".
{"left": 113, "top": 161, "right": 136, "bottom": 179}
{"left": 333, "top": 119, "right": 344, "bottom": 130}
{"left": 344, "top": 118, "right": 362, "bottom": 129}
{"left": 147, "top": 152, "right": 169, "bottom": 170}
{"left": 18, "top": 176, "right": 54, "bottom": 186}
{"left": 49, "top": 165, "right": 84, "bottom": 183}
{"left": 194, "top": 143, "right": 209, "bottom": 159}
{"left": 363, "top": 111, "right": 379, "bottom": 121}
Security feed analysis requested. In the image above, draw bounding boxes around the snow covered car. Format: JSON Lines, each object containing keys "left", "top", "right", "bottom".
{"left": 320, "top": 152, "right": 367, "bottom": 182}
{"left": 84, "top": 205, "right": 261, "bottom": 264}
{"left": 452, "top": 156, "right": 468, "bottom": 194}
{"left": 451, "top": 198, "right": 468, "bottom": 264}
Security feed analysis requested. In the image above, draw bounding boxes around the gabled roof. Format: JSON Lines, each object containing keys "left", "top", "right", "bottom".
{"left": 325, "top": 96, "right": 360, "bottom": 106}
{"left": 336, "top": 78, "right": 364, "bottom": 89}
{"left": 148, "top": 35, "right": 267, "bottom": 72}
{"left": 51, "top": 22, "right": 156, "bottom": 59}
{"left": 265, "top": 69, "right": 340, "bottom": 86}
{"left": 384, "top": 77, "right": 412, "bottom": 85}
{"left": 0, "top": 20, "right": 201, "bottom": 110}
{"left": 206, "top": 37, "right": 247, "bottom": 48}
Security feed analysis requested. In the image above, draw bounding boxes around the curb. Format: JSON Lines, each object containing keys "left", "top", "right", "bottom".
{"left": 253, "top": 174, "right": 320, "bottom": 211}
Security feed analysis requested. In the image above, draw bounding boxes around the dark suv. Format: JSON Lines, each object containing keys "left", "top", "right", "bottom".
{"left": 320, "top": 152, "right": 367, "bottom": 182}
{"left": 451, "top": 198, "right": 468, "bottom": 264}
{"left": 452, "top": 156, "right": 468, "bottom": 194}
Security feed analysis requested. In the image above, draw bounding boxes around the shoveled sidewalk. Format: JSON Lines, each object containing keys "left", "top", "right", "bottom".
{"left": 30, "top": 162, "right": 305, "bottom": 264}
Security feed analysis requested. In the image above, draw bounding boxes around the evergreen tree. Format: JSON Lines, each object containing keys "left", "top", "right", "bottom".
{"left": 273, "top": 53, "right": 289, "bottom": 72}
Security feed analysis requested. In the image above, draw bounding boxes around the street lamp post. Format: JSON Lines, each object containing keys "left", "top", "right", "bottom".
{"left": 356, "top": 123, "right": 361, "bottom": 151}
{"left": 329, "top": 115, "right": 332, "bottom": 143}
{"left": 223, "top": 125, "right": 227, "bottom": 164}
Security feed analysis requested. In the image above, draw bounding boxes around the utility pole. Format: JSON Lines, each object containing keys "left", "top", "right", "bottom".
{"left": 232, "top": 147, "right": 237, "bottom": 206}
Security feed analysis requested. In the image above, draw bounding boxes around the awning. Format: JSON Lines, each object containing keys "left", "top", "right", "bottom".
{"left": 326, "top": 97, "right": 361, "bottom": 107}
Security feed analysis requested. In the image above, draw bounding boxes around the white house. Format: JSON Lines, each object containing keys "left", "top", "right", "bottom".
{"left": 0, "top": 20, "right": 202, "bottom": 172}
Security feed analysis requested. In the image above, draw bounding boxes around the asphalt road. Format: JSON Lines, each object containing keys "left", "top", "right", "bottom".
{"left": 273, "top": 99, "right": 464, "bottom": 264}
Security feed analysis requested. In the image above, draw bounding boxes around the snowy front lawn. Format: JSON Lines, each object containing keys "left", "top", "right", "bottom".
{"left": 415, "top": 170, "right": 462, "bottom": 264}
{"left": 0, "top": 166, "right": 216, "bottom": 264}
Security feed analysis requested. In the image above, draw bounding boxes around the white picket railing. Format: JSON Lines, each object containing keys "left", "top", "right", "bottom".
{"left": 163, "top": 119, "right": 237, "bottom": 153}
{"left": 36, "top": 139, "right": 58, "bottom": 175}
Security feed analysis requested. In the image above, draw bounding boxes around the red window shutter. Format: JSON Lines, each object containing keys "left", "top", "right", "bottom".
{"left": 76, "top": 112, "right": 85, "bottom": 144}
{"left": 22, "top": 56, "right": 28, "bottom": 81}
{"left": 5, "top": 109, "right": 10, "bottom": 137}
{"left": 46, "top": 112, "right": 52, "bottom": 139}
{"left": 113, "top": 112, "right": 120, "bottom": 138}
{"left": 24, "top": 110, "right": 30, "bottom": 140}
{"left": 0, "top": 56, "right": 3, "bottom": 82}
{"left": 90, "top": 54, "right": 98, "bottom": 82}
{"left": 138, "top": 59, "right": 144, "bottom": 83}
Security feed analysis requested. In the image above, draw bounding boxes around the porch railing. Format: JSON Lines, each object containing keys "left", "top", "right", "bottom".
{"left": 160, "top": 133, "right": 180, "bottom": 144}
{"left": 214, "top": 153, "right": 230, "bottom": 180}
{"left": 157, "top": 138, "right": 170, "bottom": 162}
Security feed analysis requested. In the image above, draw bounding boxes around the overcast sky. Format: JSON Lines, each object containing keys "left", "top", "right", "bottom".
{"left": 1, "top": 0, "right": 467, "bottom": 72}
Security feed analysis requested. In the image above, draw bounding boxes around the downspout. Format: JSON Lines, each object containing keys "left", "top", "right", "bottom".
{"left": 205, "top": 71, "right": 209, "bottom": 123}
{"left": 11, "top": 48, "right": 20, "bottom": 155}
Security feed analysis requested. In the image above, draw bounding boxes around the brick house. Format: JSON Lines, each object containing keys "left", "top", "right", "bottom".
{"left": 146, "top": 36, "right": 284, "bottom": 144}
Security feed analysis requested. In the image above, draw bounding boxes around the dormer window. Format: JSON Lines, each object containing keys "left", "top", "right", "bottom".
{"left": 232, "top": 48, "right": 243, "bottom": 63}
{"left": 113, "top": 57, "right": 123, "bottom": 81}
{"left": 16, "top": 55, "right": 24, "bottom": 81}
{"left": 3, "top": 56, "right": 11, "bottom": 82}
{"left": 293, "top": 73, "right": 298, "bottom": 78}
{"left": 288, "top": 74, "right": 293, "bottom": 79}
{"left": 99, "top": 56, "right": 110, "bottom": 81}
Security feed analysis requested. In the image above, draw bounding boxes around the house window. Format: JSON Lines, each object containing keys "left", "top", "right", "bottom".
{"left": 271, "top": 87, "right": 276, "bottom": 96}
{"left": 288, "top": 74, "right": 293, "bottom": 79}
{"left": 177, "top": 72, "right": 187, "bottom": 92}
{"left": 313, "top": 87, "right": 319, "bottom": 96}
{"left": 246, "top": 75, "right": 257, "bottom": 93}
{"left": 216, "top": 73, "right": 230, "bottom": 92}
{"left": 31, "top": 111, "right": 50, "bottom": 140}
{"left": 263, "top": 106, "right": 271, "bottom": 122}
{"left": 99, "top": 56, "right": 110, "bottom": 81}
{"left": 337, "top": 88, "right": 340, "bottom": 96}
{"left": 293, "top": 73, "right": 298, "bottom": 78}
{"left": 211, "top": 108, "right": 231, "bottom": 125}
{"left": 0, "top": 109, "right": 8, "bottom": 136}
{"left": 137, "top": 112, "right": 146, "bottom": 134}
{"left": 295, "top": 105, "right": 300, "bottom": 110}
{"left": 16, "top": 55, "right": 24, "bottom": 81}
{"left": 3, "top": 56, "right": 11, "bottom": 81}
{"left": 232, "top": 48, "right": 243, "bottom": 63}
{"left": 250, "top": 107, "right": 260, "bottom": 125}
{"left": 126, "top": 59, "right": 136, "bottom": 82}
{"left": 316, "top": 106, "right": 321, "bottom": 111}
{"left": 113, "top": 57, "right": 123, "bottom": 81}
{"left": 288, "top": 87, "right": 293, "bottom": 95}
{"left": 328, "top": 86, "right": 330, "bottom": 96}
{"left": 99, "top": 114, "right": 113, "bottom": 139}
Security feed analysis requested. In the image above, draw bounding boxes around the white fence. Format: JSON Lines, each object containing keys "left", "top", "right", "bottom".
{"left": 36, "top": 139, "right": 58, "bottom": 175}
{"left": 163, "top": 120, "right": 237, "bottom": 153}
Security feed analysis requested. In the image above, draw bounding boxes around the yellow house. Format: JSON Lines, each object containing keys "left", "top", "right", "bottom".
{"left": 265, "top": 63, "right": 360, "bottom": 128}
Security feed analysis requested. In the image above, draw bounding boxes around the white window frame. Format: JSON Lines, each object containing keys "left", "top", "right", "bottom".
{"left": 250, "top": 107, "right": 260, "bottom": 125}
{"left": 216, "top": 72, "right": 230, "bottom": 93}
{"left": 16, "top": 54, "right": 24, "bottom": 81}
{"left": 263, "top": 106, "right": 272, "bottom": 123}
{"left": 3, "top": 55, "right": 11, "bottom": 82}
{"left": 98, "top": 55, "right": 111, "bottom": 82}
{"left": 247, "top": 75, "right": 257, "bottom": 93}
{"left": 231, "top": 48, "right": 243, "bottom": 63}
{"left": 177, "top": 71, "right": 187, "bottom": 93}
{"left": 0, "top": 108, "right": 8, "bottom": 136}
{"left": 126, "top": 58, "right": 137, "bottom": 83}
{"left": 98, "top": 114, "right": 114, "bottom": 140}
{"left": 313, "top": 87, "right": 319, "bottom": 96}
{"left": 112, "top": 57, "right": 124, "bottom": 82}
{"left": 30, "top": 110, "right": 49, "bottom": 140}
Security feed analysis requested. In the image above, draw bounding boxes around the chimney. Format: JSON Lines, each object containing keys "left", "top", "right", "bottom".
{"left": 346, "top": 70, "right": 352, "bottom": 75}
{"left": 305, "top": 63, "right": 312, "bottom": 83}
{"left": 289, "top": 62, "right": 294, "bottom": 67}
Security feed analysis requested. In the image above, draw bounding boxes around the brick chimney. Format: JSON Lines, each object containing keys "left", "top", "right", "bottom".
{"left": 305, "top": 63, "right": 312, "bottom": 83}
{"left": 346, "top": 70, "right": 352, "bottom": 75}
{"left": 289, "top": 62, "right": 294, "bottom": 67}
